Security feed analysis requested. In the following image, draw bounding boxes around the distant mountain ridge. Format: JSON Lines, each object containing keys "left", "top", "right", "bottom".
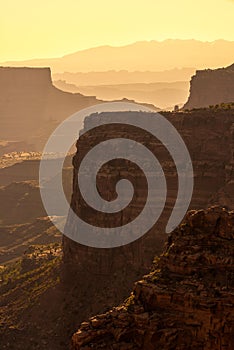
{"left": 2, "top": 39, "right": 234, "bottom": 73}
{"left": 53, "top": 68, "right": 196, "bottom": 85}
{"left": 54, "top": 80, "right": 190, "bottom": 109}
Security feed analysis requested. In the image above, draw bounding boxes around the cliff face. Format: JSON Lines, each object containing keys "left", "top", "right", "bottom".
{"left": 64, "top": 109, "right": 234, "bottom": 276}
{"left": 183, "top": 64, "right": 234, "bottom": 109}
{"left": 72, "top": 207, "right": 234, "bottom": 350}
{"left": 62, "top": 109, "right": 234, "bottom": 349}
{"left": 0, "top": 67, "right": 158, "bottom": 151}
{"left": 0, "top": 67, "right": 101, "bottom": 150}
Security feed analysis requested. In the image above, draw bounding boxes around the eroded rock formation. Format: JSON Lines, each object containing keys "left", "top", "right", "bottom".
{"left": 0, "top": 67, "right": 158, "bottom": 151}
{"left": 183, "top": 64, "right": 234, "bottom": 109}
{"left": 0, "top": 67, "right": 101, "bottom": 150}
{"left": 64, "top": 109, "right": 234, "bottom": 277}
{"left": 61, "top": 109, "right": 234, "bottom": 350}
{"left": 72, "top": 207, "right": 234, "bottom": 350}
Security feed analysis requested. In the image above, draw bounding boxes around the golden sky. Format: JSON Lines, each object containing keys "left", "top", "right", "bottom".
{"left": 0, "top": 0, "right": 234, "bottom": 61}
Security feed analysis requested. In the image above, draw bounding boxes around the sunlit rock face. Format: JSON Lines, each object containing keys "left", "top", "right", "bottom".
{"left": 183, "top": 64, "right": 234, "bottom": 109}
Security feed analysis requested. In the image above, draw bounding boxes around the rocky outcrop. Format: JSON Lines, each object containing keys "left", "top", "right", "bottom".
{"left": 210, "top": 119, "right": 234, "bottom": 209}
{"left": 71, "top": 207, "right": 234, "bottom": 350}
{"left": 64, "top": 109, "right": 234, "bottom": 277}
{"left": 183, "top": 64, "right": 234, "bottom": 109}
{"left": 62, "top": 109, "right": 234, "bottom": 350}
{"left": 0, "top": 67, "right": 102, "bottom": 150}
{"left": 0, "top": 67, "right": 158, "bottom": 151}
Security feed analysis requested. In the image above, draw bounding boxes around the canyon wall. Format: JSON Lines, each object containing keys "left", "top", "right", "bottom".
{"left": 72, "top": 207, "right": 234, "bottom": 350}
{"left": 0, "top": 67, "right": 101, "bottom": 150}
{"left": 0, "top": 67, "right": 157, "bottom": 151}
{"left": 62, "top": 109, "right": 234, "bottom": 349}
{"left": 183, "top": 64, "right": 234, "bottom": 109}
{"left": 63, "top": 109, "right": 234, "bottom": 279}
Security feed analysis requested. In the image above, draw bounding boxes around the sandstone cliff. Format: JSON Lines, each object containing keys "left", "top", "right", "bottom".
{"left": 72, "top": 207, "right": 234, "bottom": 350}
{"left": 183, "top": 64, "right": 234, "bottom": 109}
{"left": 1, "top": 108, "right": 234, "bottom": 349}
{"left": 64, "top": 109, "right": 234, "bottom": 277}
{"left": 0, "top": 67, "right": 101, "bottom": 150}
{"left": 0, "top": 67, "right": 158, "bottom": 151}
{"left": 62, "top": 109, "right": 234, "bottom": 350}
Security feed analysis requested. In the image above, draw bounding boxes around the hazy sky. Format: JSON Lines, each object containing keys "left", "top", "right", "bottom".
{"left": 0, "top": 0, "right": 233, "bottom": 61}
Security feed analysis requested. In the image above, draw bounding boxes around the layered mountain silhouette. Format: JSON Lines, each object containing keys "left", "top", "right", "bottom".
{"left": 2, "top": 40, "right": 234, "bottom": 73}
{"left": 54, "top": 80, "right": 190, "bottom": 109}
{"left": 53, "top": 69, "right": 196, "bottom": 85}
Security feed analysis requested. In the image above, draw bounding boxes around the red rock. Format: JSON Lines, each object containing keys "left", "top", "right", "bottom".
{"left": 71, "top": 208, "right": 234, "bottom": 350}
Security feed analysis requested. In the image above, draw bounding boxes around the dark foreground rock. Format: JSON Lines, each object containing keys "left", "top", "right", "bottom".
{"left": 72, "top": 207, "right": 234, "bottom": 350}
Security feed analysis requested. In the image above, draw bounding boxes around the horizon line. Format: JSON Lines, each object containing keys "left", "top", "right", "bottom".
{"left": 1, "top": 38, "right": 234, "bottom": 64}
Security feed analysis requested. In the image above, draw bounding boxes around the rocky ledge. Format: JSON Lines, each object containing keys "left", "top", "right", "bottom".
{"left": 72, "top": 207, "right": 234, "bottom": 350}
{"left": 183, "top": 63, "right": 234, "bottom": 109}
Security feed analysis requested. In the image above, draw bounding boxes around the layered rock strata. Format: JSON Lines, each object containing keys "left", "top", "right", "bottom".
{"left": 72, "top": 207, "right": 234, "bottom": 350}
{"left": 64, "top": 109, "right": 234, "bottom": 276}
{"left": 183, "top": 64, "right": 234, "bottom": 109}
